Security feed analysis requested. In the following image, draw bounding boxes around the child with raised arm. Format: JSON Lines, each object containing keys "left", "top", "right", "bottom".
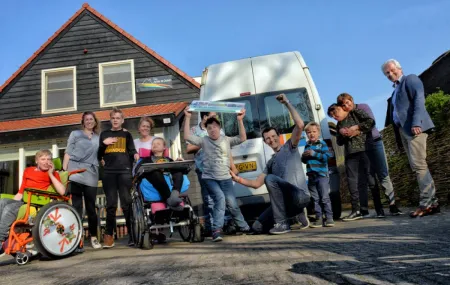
{"left": 183, "top": 108, "right": 251, "bottom": 242}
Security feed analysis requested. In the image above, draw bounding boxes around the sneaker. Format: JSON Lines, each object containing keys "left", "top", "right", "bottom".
{"left": 297, "top": 208, "right": 310, "bottom": 229}
{"left": 237, "top": 226, "right": 254, "bottom": 235}
{"left": 310, "top": 218, "right": 323, "bottom": 228}
{"left": 251, "top": 220, "right": 263, "bottom": 234}
{"left": 389, "top": 205, "right": 403, "bottom": 216}
{"left": 103, "top": 234, "right": 115, "bottom": 248}
{"left": 212, "top": 231, "right": 223, "bottom": 242}
{"left": 269, "top": 222, "right": 291, "bottom": 235}
{"left": 376, "top": 209, "right": 386, "bottom": 219}
{"left": 342, "top": 211, "right": 363, "bottom": 221}
{"left": 128, "top": 236, "right": 135, "bottom": 247}
{"left": 324, "top": 219, "right": 335, "bottom": 227}
{"left": 91, "top": 237, "right": 102, "bottom": 249}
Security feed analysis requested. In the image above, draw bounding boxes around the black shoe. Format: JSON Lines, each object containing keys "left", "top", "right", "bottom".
{"left": 361, "top": 210, "right": 371, "bottom": 218}
{"left": 389, "top": 205, "right": 403, "bottom": 216}
{"left": 75, "top": 244, "right": 85, "bottom": 254}
{"left": 128, "top": 236, "right": 135, "bottom": 247}
{"left": 237, "top": 227, "right": 255, "bottom": 235}
{"left": 430, "top": 204, "right": 440, "bottom": 215}
{"left": 376, "top": 209, "right": 386, "bottom": 218}
{"left": 310, "top": 218, "right": 324, "bottom": 228}
{"left": 342, "top": 211, "right": 363, "bottom": 221}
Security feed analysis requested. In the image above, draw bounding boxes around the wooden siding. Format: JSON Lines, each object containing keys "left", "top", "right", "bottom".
{"left": 0, "top": 10, "right": 199, "bottom": 121}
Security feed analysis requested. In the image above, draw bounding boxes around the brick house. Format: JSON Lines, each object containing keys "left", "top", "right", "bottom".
{"left": 0, "top": 4, "right": 203, "bottom": 208}
{"left": 419, "top": 50, "right": 450, "bottom": 95}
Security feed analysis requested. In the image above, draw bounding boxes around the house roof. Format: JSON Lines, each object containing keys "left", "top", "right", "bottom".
{"left": 0, "top": 3, "right": 200, "bottom": 93}
{"left": 0, "top": 102, "right": 188, "bottom": 133}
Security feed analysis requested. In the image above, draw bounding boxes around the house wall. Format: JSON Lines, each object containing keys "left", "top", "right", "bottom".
{"left": 0, "top": 11, "right": 199, "bottom": 121}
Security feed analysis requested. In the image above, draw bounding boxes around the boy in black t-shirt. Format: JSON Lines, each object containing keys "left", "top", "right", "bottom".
{"left": 138, "top": 137, "right": 184, "bottom": 211}
{"left": 98, "top": 107, "right": 139, "bottom": 248}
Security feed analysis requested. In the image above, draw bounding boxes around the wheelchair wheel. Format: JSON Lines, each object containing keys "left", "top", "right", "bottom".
{"left": 192, "top": 223, "right": 205, "bottom": 243}
{"left": 32, "top": 201, "right": 82, "bottom": 259}
{"left": 142, "top": 232, "right": 153, "bottom": 250}
{"left": 178, "top": 225, "right": 192, "bottom": 242}
{"left": 130, "top": 195, "right": 145, "bottom": 248}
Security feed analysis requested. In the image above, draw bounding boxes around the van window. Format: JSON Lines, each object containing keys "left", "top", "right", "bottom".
{"left": 260, "top": 88, "right": 314, "bottom": 134}
{"left": 217, "top": 97, "right": 260, "bottom": 139}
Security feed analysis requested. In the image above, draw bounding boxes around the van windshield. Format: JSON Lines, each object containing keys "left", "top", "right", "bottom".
{"left": 217, "top": 97, "right": 261, "bottom": 139}
{"left": 259, "top": 88, "right": 314, "bottom": 134}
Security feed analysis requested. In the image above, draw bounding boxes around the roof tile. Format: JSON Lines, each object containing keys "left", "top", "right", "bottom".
{"left": 0, "top": 102, "right": 188, "bottom": 133}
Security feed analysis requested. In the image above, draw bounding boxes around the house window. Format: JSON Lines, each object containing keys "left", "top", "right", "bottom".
{"left": 41, "top": 67, "right": 77, "bottom": 114}
{"left": 99, "top": 59, "right": 136, "bottom": 108}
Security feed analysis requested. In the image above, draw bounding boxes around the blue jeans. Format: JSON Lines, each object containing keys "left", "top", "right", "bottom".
{"left": 308, "top": 175, "right": 333, "bottom": 220}
{"left": 196, "top": 169, "right": 214, "bottom": 232}
{"left": 264, "top": 174, "right": 311, "bottom": 224}
{"left": 366, "top": 139, "right": 395, "bottom": 206}
{"left": 203, "top": 178, "right": 248, "bottom": 232}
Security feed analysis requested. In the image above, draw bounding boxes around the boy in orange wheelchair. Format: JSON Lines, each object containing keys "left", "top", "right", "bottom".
{"left": 0, "top": 150, "right": 65, "bottom": 256}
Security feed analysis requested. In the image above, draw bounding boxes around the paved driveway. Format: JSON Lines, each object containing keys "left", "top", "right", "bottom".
{"left": 1, "top": 210, "right": 450, "bottom": 285}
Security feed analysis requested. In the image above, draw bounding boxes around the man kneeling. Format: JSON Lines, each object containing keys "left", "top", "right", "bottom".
{"left": 230, "top": 94, "right": 310, "bottom": 234}
{"left": 0, "top": 150, "right": 66, "bottom": 256}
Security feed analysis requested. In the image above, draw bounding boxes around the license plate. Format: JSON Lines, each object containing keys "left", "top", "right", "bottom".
{"left": 235, "top": 161, "right": 257, "bottom": 173}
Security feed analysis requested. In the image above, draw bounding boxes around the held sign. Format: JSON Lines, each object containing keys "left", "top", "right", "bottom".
{"left": 188, "top": 100, "right": 245, "bottom": 113}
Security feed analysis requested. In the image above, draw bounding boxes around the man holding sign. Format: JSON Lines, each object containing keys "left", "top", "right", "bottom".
{"left": 230, "top": 94, "right": 311, "bottom": 234}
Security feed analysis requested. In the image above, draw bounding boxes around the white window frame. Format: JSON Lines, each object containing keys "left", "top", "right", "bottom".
{"left": 99, "top": 59, "right": 136, "bottom": 108}
{"left": 41, "top": 66, "right": 77, "bottom": 114}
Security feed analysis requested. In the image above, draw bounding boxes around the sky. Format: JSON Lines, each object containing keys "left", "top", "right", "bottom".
{"left": 1, "top": 0, "right": 449, "bottom": 128}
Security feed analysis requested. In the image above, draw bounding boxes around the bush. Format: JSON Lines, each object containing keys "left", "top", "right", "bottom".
{"left": 425, "top": 90, "right": 450, "bottom": 130}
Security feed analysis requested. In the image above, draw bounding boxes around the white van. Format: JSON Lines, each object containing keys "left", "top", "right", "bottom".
{"left": 199, "top": 51, "right": 341, "bottom": 219}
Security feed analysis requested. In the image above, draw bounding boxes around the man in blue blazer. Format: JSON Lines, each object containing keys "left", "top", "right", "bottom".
{"left": 382, "top": 59, "right": 438, "bottom": 218}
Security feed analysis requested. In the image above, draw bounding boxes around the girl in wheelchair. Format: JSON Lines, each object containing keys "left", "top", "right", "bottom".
{"left": 0, "top": 150, "right": 65, "bottom": 256}
{"left": 136, "top": 137, "right": 185, "bottom": 211}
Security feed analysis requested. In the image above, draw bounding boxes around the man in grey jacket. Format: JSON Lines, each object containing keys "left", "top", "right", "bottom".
{"left": 382, "top": 59, "right": 438, "bottom": 218}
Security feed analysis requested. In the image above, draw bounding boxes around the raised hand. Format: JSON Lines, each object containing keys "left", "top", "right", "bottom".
{"left": 184, "top": 108, "right": 192, "bottom": 118}
{"left": 236, "top": 108, "right": 246, "bottom": 121}
{"left": 276, "top": 94, "right": 289, "bottom": 105}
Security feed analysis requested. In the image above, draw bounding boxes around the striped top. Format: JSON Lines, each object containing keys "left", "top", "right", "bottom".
{"left": 301, "top": 139, "right": 330, "bottom": 177}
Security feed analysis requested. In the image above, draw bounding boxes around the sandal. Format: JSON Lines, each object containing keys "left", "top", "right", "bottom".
{"left": 409, "top": 207, "right": 432, "bottom": 218}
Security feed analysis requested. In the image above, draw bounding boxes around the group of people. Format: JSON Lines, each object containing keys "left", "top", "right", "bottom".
{"left": 0, "top": 58, "right": 440, "bottom": 254}
{"left": 327, "top": 59, "right": 438, "bottom": 220}
{"left": 0, "top": 107, "right": 187, "bottom": 255}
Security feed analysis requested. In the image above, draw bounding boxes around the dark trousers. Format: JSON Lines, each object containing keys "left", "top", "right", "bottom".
{"left": 308, "top": 175, "right": 333, "bottom": 220}
{"left": 141, "top": 170, "right": 183, "bottom": 201}
{"left": 70, "top": 181, "right": 99, "bottom": 237}
{"left": 102, "top": 172, "right": 133, "bottom": 236}
{"left": 264, "top": 174, "right": 311, "bottom": 224}
{"left": 345, "top": 152, "right": 369, "bottom": 212}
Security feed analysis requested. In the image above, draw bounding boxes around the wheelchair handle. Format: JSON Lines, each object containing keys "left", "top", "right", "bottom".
{"left": 68, "top": 169, "right": 87, "bottom": 176}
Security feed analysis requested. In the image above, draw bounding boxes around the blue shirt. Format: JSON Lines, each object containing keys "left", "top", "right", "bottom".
{"left": 301, "top": 139, "right": 330, "bottom": 177}
{"left": 392, "top": 75, "right": 404, "bottom": 126}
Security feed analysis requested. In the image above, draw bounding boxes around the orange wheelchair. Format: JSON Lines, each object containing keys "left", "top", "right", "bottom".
{"left": 2, "top": 162, "right": 85, "bottom": 265}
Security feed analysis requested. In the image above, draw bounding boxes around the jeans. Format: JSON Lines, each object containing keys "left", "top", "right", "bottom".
{"left": 102, "top": 172, "right": 133, "bottom": 236}
{"left": 203, "top": 178, "right": 248, "bottom": 231}
{"left": 0, "top": 198, "right": 23, "bottom": 241}
{"left": 196, "top": 169, "right": 214, "bottom": 231}
{"left": 264, "top": 174, "right": 311, "bottom": 224}
{"left": 142, "top": 170, "right": 184, "bottom": 200}
{"left": 70, "top": 181, "right": 99, "bottom": 237}
{"left": 366, "top": 139, "right": 396, "bottom": 207}
{"left": 308, "top": 175, "right": 333, "bottom": 220}
{"left": 345, "top": 152, "right": 369, "bottom": 212}
{"left": 399, "top": 129, "right": 437, "bottom": 207}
